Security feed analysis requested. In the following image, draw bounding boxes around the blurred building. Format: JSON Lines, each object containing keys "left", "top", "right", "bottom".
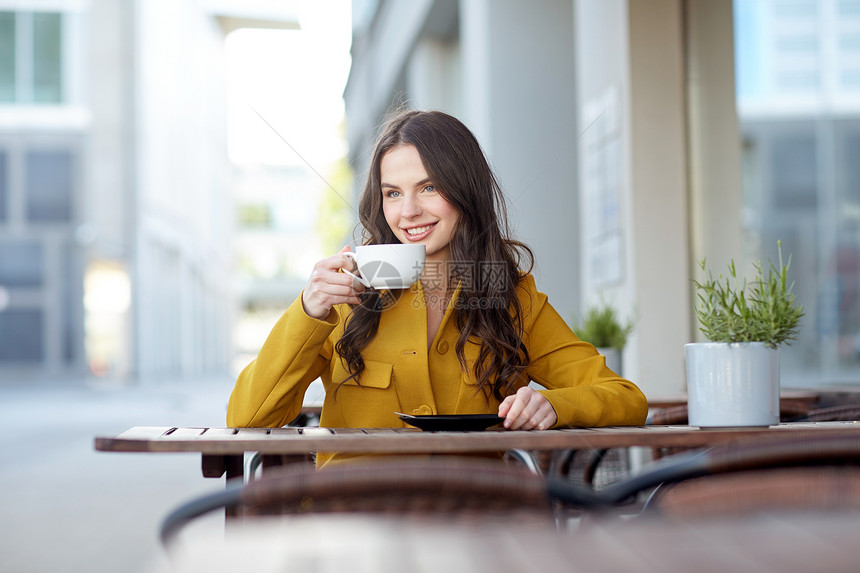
{"left": 345, "top": 0, "right": 740, "bottom": 397}
{"left": 735, "top": 0, "right": 860, "bottom": 384}
{"left": 0, "top": 0, "right": 299, "bottom": 383}
{"left": 230, "top": 164, "right": 333, "bottom": 376}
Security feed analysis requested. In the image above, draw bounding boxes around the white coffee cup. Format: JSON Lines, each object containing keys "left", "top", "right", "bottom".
{"left": 343, "top": 244, "right": 426, "bottom": 289}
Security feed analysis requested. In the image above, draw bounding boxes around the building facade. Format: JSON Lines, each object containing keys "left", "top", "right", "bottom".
{"left": 0, "top": 0, "right": 299, "bottom": 384}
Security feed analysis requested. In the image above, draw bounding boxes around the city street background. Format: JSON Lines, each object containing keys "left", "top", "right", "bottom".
{"left": 0, "top": 377, "right": 235, "bottom": 573}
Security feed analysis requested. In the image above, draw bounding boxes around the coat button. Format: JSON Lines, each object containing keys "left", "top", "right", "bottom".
{"left": 413, "top": 405, "right": 433, "bottom": 415}
{"left": 436, "top": 340, "right": 449, "bottom": 354}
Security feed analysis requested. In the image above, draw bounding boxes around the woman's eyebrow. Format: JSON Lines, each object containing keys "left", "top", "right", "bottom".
{"left": 381, "top": 178, "right": 433, "bottom": 189}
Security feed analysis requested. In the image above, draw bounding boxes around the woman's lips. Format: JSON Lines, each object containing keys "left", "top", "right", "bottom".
{"left": 402, "top": 223, "right": 436, "bottom": 241}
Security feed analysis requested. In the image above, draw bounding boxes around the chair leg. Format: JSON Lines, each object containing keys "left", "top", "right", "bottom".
{"left": 246, "top": 451, "right": 264, "bottom": 482}
{"left": 160, "top": 482, "right": 243, "bottom": 548}
{"left": 506, "top": 448, "right": 543, "bottom": 476}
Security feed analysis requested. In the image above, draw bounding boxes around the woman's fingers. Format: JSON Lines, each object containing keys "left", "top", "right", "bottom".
{"left": 499, "top": 387, "right": 557, "bottom": 430}
{"left": 500, "top": 387, "right": 533, "bottom": 428}
{"left": 301, "top": 247, "right": 365, "bottom": 318}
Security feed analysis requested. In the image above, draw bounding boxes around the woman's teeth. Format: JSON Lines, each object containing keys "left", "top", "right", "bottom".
{"left": 407, "top": 225, "right": 433, "bottom": 235}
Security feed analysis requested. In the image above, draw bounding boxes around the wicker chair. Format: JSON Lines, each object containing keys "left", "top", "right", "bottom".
{"left": 161, "top": 455, "right": 557, "bottom": 546}
{"left": 648, "top": 400, "right": 811, "bottom": 425}
{"left": 546, "top": 400, "right": 817, "bottom": 490}
{"left": 547, "top": 434, "right": 860, "bottom": 515}
{"left": 650, "top": 466, "right": 860, "bottom": 517}
{"left": 544, "top": 401, "right": 816, "bottom": 489}
{"left": 647, "top": 400, "right": 813, "bottom": 459}
{"left": 796, "top": 403, "right": 860, "bottom": 422}
{"left": 548, "top": 447, "right": 630, "bottom": 489}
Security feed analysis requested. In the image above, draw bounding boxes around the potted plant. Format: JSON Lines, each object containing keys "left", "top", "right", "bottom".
{"left": 574, "top": 302, "right": 635, "bottom": 375}
{"left": 687, "top": 241, "right": 804, "bottom": 427}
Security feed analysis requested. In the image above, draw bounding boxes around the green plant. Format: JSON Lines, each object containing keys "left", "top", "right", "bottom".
{"left": 693, "top": 241, "right": 804, "bottom": 348}
{"left": 574, "top": 302, "right": 635, "bottom": 351}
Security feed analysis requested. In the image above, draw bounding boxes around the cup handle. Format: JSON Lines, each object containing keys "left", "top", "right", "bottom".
{"left": 342, "top": 252, "right": 370, "bottom": 288}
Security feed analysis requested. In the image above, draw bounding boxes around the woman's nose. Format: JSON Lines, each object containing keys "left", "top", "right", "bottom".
{"left": 401, "top": 193, "right": 422, "bottom": 218}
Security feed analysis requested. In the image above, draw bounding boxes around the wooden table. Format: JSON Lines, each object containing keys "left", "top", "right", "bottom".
{"left": 95, "top": 421, "right": 860, "bottom": 480}
{"left": 154, "top": 510, "right": 860, "bottom": 573}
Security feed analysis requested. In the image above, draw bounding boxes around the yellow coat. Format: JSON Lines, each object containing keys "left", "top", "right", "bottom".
{"left": 227, "top": 275, "right": 648, "bottom": 467}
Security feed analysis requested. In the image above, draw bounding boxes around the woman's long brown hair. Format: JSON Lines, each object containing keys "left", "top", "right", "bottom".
{"left": 335, "top": 109, "right": 534, "bottom": 402}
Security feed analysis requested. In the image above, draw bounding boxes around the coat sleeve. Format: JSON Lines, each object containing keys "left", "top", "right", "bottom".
{"left": 226, "top": 294, "right": 339, "bottom": 428}
{"left": 518, "top": 277, "right": 648, "bottom": 427}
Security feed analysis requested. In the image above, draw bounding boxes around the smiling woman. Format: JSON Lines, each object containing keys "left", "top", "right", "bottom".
{"left": 227, "top": 109, "right": 648, "bottom": 467}
{"left": 380, "top": 144, "right": 460, "bottom": 264}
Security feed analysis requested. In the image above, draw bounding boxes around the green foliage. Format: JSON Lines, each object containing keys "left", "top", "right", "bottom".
{"left": 693, "top": 241, "right": 804, "bottom": 348}
{"left": 574, "top": 302, "right": 635, "bottom": 351}
{"left": 316, "top": 151, "right": 355, "bottom": 255}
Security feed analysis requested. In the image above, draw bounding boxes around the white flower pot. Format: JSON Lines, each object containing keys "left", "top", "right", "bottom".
{"left": 685, "top": 342, "right": 780, "bottom": 427}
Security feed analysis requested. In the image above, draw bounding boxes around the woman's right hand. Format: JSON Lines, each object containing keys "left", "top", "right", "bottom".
{"left": 301, "top": 246, "right": 365, "bottom": 319}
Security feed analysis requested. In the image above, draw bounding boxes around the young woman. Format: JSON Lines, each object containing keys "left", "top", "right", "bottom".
{"left": 227, "top": 110, "right": 647, "bottom": 467}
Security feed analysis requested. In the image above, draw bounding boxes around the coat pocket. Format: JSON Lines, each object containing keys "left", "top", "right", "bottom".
{"left": 333, "top": 358, "right": 393, "bottom": 389}
{"left": 328, "top": 359, "right": 399, "bottom": 427}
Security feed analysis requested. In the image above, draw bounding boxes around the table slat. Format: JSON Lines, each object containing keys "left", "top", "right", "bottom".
{"left": 117, "top": 426, "right": 175, "bottom": 439}
{"left": 300, "top": 428, "right": 335, "bottom": 436}
{"left": 268, "top": 427, "right": 302, "bottom": 435}
{"left": 95, "top": 422, "right": 860, "bottom": 455}
{"left": 201, "top": 428, "right": 239, "bottom": 437}
{"left": 233, "top": 428, "right": 271, "bottom": 436}
{"left": 166, "top": 428, "right": 207, "bottom": 438}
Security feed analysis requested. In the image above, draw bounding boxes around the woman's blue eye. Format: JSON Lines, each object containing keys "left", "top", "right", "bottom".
{"left": 423, "top": 185, "right": 435, "bottom": 193}
{"left": 385, "top": 190, "right": 401, "bottom": 198}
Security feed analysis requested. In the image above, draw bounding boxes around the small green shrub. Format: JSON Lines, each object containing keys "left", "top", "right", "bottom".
{"left": 693, "top": 241, "right": 804, "bottom": 348}
{"left": 574, "top": 303, "right": 635, "bottom": 351}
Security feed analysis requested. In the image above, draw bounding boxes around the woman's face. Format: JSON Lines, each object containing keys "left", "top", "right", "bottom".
{"left": 380, "top": 144, "right": 460, "bottom": 265}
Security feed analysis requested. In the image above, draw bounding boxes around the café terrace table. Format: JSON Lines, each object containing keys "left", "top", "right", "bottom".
{"left": 95, "top": 421, "right": 860, "bottom": 481}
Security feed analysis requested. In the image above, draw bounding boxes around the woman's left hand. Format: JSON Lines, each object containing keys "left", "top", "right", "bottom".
{"left": 498, "top": 386, "right": 558, "bottom": 430}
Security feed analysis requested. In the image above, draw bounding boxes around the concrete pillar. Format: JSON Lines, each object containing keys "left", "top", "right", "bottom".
{"left": 626, "top": 0, "right": 691, "bottom": 395}
{"left": 574, "top": 0, "right": 742, "bottom": 397}
{"left": 460, "top": 0, "right": 579, "bottom": 319}
{"left": 685, "top": 0, "right": 744, "bottom": 282}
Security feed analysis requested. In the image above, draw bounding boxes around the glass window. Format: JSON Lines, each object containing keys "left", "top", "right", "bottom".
{"left": 0, "top": 12, "right": 15, "bottom": 102}
{"left": 0, "top": 242, "right": 44, "bottom": 287}
{"left": 0, "top": 11, "right": 64, "bottom": 104}
{"left": 735, "top": 3, "right": 860, "bottom": 386}
{"left": 62, "top": 242, "right": 78, "bottom": 363}
{"left": 839, "top": 0, "right": 860, "bottom": 17}
{"left": 776, "top": 69, "right": 820, "bottom": 91}
{"left": 843, "top": 70, "right": 860, "bottom": 89}
{"left": 839, "top": 128, "right": 860, "bottom": 208}
{"left": 840, "top": 35, "right": 860, "bottom": 51}
{"left": 773, "top": 1, "right": 818, "bottom": 20}
{"left": 33, "top": 12, "right": 62, "bottom": 103}
{"left": 775, "top": 35, "right": 818, "bottom": 52}
{"left": 826, "top": 128, "right": 860, "bottom": 374}
{"left": 26, "top": 150, "right": 73, "bottom": 222}
{"left": 770, "top": 134, "right": 817, "bottom": 210}
{"left": 0, "top": 309, "right": 43, "bottom": 362}
{"left": 0, "top": 152, "right": 7, "bottom": 222}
